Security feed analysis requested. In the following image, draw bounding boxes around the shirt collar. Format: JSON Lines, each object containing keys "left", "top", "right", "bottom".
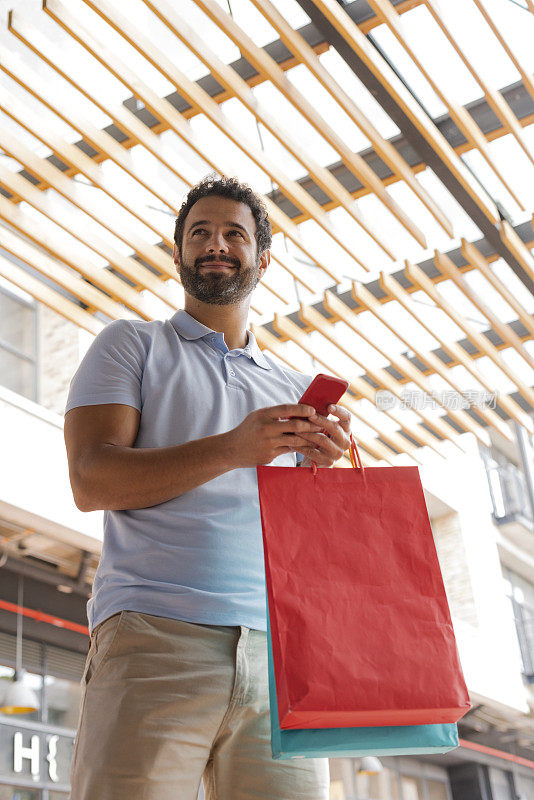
{"left": 169, "top": 309, "right": 272, "bottom": 371}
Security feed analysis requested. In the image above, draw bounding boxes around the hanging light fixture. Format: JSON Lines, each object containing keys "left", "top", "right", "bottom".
{"left": 358, "top": 756, "right": 383, "bottom": 775}
{"left": 1, "top": 576, "right": 40, "bottom": 715}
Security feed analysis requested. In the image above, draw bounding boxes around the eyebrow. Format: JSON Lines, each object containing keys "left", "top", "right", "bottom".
{"left": 187, "top": 220, "right": 249, "bottom": 235}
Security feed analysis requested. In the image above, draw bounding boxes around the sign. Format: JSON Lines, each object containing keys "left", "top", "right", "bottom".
{"left": 0, "top": 723, "right": 74, "bottom": 786}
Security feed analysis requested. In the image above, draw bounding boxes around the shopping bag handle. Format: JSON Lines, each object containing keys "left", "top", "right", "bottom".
{"left": 349, "top": 432, "right": 364, "bottom": 472}
{"left": 310, "top": 432, "right": 365, "bottom": 475}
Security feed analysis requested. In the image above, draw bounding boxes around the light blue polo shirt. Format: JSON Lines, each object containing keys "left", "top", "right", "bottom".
{"left": 65, "top": 309, "right": 312, "bottom": 633}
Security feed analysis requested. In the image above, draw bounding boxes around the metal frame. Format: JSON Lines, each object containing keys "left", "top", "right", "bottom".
{"left": 293, "top": 0, "right": 534, "bottom": 294}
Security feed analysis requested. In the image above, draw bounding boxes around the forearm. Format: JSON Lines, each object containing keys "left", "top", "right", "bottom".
{"left": 73, "top": 432, "right": 238, "bottom": 512}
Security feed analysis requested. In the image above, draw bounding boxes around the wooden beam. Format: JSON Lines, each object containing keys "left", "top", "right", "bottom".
{"left": 434, "top": 250, "right": 534, "bottom": 371}
{"left": 471, "top": 0, "right": 534, "bottom": 111}
{"left": 0, "top": 252, "right": 104, "bottom": 335}
{"left": 0, "top": 162, "right": 176, "bottom": 311}
{"left": 299, "top": 302, "right": 466, "bottom": 450}
{"left": 251, "top": 323, "right": 392, "bottom": 465}
{"left": 0, "top": 124, "right": 173, "bottom": 278}
{"left": 8, "top": 5, "right": 533, "bottom": 249}
{"left": 298, "top": 0, "right": 499, "bottom": 225}
{"left": 0, "top": 29, "right": 316, "bottom": 301}
{"left": 247, "top": 0, "right": 453, "bottom": 238}
{"left": 0, "top": 41, "right": 185, "bottom": 216}
{"left": 0, "top": 89, "right": 175, "bottom": 253}
{"left": 0, "top": 223, "right": 132, "bottom": 322}
{"left": 501, "top": 220, "right": 534, "bottom": 282}
{"left": 6, "top": 2, "right": 532, "bottom": 235}
{"left": 140, "top": 0, "right": 402, "bottom": 262}
{"left": 461, "top": 239, "right": 534, "bottom": 339}
{"left": 273, "top": 313, "right": 434, "bottom": 459}
{"left": 365, "top": 0, "right": 524, "bottom": 210}
{"left": 43, "top": 0, "right": 358, "bottom": 283}
{"left": 146, "top": 0, "right": 428, "bottom": 251}
{"left": 323, "top": 287, "right": 492, "bottom": 447}
{"left": 403, "top": 262, "right": 534, "bottom": 423}
{"left": 423, "top": 0, "right": 534, "bottom": 171}
{"left": 0, "top": 194, "right": 165, "bottom": 320}
{"left": 8, "top": 9, "right": 199, "bottom": 188}
{"left": 376, "top": 272, "right": 522, "bottom": 439}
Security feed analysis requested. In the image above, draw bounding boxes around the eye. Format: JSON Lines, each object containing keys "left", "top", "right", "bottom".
{"left": 227, "top": 229, "right": 244, "bottom": 237}
{"left": 191, "top": 228, "right": 208, "bottom": 236}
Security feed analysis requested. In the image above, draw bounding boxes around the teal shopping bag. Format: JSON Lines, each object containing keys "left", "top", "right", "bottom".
{"left": 267, "top": 609, "right": 459, "bottom": 760}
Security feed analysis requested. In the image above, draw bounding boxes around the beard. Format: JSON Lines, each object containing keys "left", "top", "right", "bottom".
{"left": 178, "top": 253, "right": 261, "bottom": 306}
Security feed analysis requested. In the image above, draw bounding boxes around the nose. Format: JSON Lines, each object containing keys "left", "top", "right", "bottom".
{"left": 206, "top": 231, "right": 229, "bottom": 254}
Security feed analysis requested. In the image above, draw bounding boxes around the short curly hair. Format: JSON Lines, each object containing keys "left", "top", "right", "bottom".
{"left": 174, "top": 174, "right": 272, "bottom": 259}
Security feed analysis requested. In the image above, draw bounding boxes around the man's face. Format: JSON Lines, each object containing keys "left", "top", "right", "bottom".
{"left": 174, "top": 196, "right": 269, "bottom": 306}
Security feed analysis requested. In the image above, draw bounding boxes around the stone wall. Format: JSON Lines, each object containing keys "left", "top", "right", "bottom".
{"left": 431, "top": 511, "right": 479, "bottom": 628}
{"left": 37, "top": 303, "right": 82, "bottom": 416}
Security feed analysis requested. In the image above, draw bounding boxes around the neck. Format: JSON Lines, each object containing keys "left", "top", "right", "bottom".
{"left": 183, "top": 296, "right": 250, "bottom": 350}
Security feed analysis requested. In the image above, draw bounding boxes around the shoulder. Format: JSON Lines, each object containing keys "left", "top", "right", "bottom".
{"left": 262, "top": 353, "right": 313, "bottom": 394}
{"left": 65, "top": 318, "right": 168, "bottom": 415}
{"left": 90, "top": 317, "right": 167, "bottom": 356}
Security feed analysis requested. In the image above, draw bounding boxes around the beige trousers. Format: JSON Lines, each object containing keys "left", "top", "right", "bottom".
{"left": 70, "top": 610, "right": 329, "bottom": 799}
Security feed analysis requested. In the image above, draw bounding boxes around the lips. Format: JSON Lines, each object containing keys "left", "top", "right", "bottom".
{"left": 199, "top": 262, "right": 236, "bottom": 271}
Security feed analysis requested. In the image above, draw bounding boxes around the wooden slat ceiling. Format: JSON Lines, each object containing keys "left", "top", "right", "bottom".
{"left": 0, "top": 0, "right": 533, "bottom": 468}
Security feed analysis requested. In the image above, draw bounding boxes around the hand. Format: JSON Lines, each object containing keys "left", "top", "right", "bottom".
{"left": 297, "top": 404, "right": 351, "bottom": 468}
{"left": 226, "top": 404, "right": 323, "bottom": 468}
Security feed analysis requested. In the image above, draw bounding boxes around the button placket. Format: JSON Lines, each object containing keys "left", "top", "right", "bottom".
{"left": 224, "top": 352, "right": 238, "bottom": 381}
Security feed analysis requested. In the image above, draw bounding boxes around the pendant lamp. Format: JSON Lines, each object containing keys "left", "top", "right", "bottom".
{"left": 1, "top": 576, "right": 40, "bottom": 715}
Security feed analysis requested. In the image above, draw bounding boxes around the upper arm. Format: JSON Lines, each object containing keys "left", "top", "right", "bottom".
{"left": 64, "top": 403, "right": 140, "bottom": 505}
{"left": 63, "top": 319, "right": 146, "bottom": 507}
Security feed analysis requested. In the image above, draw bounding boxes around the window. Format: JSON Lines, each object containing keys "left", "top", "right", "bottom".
{"left": 0, "top": 787, "right": 69, "bottom": 800}
{"left": 482, "top": 446, "right": 533, "bottom": 523}
{"left": 0, "top": 285, "right": 37, "bottom": 402}
{"left": 400, "top": 775, "right": 424, "bottom": 800}
{"left": 0, "top": 788, "right": 40, "bottom": 800}
{"left": 329, "top": 759, "right": 449, "bottom": 799}
{"left": 488, "top": 766, "right": 514, "bottom": 800}
{"left": 0, "top": 632, "right": 85, "bottom": 729}
{"left": 427, "top": 779, "right": 449, "bottom": 800}
{"left": 44, "top": 675, "right": 82, "bottom": 729}
{"left": 503, "top": 568, "right": 534, "bottom": 679}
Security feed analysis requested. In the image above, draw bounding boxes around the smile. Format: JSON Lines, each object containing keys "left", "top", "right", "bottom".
{"left": 199, "top": 263, "right": 236, "bottom": 270}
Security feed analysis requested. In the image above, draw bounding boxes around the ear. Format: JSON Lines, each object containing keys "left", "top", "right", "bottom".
{"left": 258, "top": 249, "right": 270, "bottom": 281}
{"left": 173, "top": 244, "right": 180, "bottom": 268}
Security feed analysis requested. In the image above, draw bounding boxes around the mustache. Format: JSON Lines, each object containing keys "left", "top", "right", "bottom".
{"left": 195, "top": 255, "right": 240, "bottom": 268}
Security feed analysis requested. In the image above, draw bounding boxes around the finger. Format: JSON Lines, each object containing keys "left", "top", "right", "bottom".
{"left": 297, "top": 431, "right": 345, "bottom": 460}
{"left": 296, "top": 445, "right": 336, "bottom": 468}
{"left": 327, "top": 404, "right": 352, "bottom": 432}
{"left": 274, "top": 434, "right": 320, "bottom": 451}
{"left": 307, "top": 416, "right": 349, "bottom": 450}
{"left": 275, "top": 419, "right": 323, "bottom": 436}
{"left": 266, "top": 403, "right": 316, "bottom": 420}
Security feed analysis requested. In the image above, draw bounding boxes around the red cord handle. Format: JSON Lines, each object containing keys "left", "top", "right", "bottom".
{"left": 349, "top": 432, "right": 365, "bottom": 472}
{"left": 309, "top": 432, "right": 364, "bottom": 474}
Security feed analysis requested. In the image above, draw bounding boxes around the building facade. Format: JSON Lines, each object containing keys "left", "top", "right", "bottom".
{"left": 1, "top": 283, "right": 534, "bottom": 800}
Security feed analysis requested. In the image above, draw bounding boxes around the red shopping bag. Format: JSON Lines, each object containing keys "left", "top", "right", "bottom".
{"left": 257, "top": 436, "right": 470, "bottom": 731}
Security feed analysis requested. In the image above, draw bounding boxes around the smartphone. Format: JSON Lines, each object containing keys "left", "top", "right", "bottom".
{"left": 295, "top": 373, "right": 349, "bottom": 418}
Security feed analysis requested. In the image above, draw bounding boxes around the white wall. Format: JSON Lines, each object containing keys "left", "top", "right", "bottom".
{"left": 418, "top": 433, "right": 529, "bottom": 715}
{"left": 0, "top": 385, "right": 103, "bottom": 552}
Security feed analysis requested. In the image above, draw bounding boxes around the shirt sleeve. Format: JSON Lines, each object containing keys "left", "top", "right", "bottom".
{"left": 64, "top": 320, "right": 146, "bottom": 415}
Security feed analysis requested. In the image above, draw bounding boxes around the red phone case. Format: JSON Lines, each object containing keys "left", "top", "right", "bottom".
{"left": 297, "top": 374, "right": 349, "bottom": 417}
